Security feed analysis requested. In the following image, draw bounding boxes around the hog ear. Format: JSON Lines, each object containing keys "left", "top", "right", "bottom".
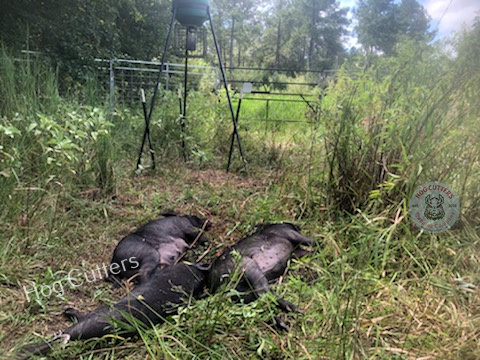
{"left": 253, "top": 223, "right": 270, "bottom": 232}
{"left": 187, "top": 215, "right": 207, "bottom": 228}
{"left": 188, "top": 215, "right": 211, "bottom": 230}
{"left": 438, "top": 194, "right": 444, "bottom": 205}
{"left": 282, "top": 222, "right": 301, "bottom": 232}
{"left": 160, "top": 210, "right": 178, "bottom": 217}
{"left": 425, "top": 194, "right": 431, "bottom": 205}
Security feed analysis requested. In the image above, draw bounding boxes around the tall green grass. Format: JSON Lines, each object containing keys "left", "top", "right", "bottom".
{"left": 0, "top": 50, "right": 117, "bottom": 255}
{"left": 0, "top": 48, "right": 61, "bottom": 116}
{"left": 1, "top": 26, "right": 479, "bottom": 360}
{"left": 276, "top": 39, "right": 480, "bottom": 224}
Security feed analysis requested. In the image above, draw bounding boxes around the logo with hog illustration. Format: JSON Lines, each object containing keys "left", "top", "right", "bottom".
{"left": 424, "top": 194, "right": 445, "bottom": 220}
{"left": 409, "top": 182, "right": 460, "bottom": 233}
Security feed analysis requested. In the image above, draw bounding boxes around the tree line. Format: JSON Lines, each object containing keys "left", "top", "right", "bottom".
{"left": 0, "top": 0, "right": 433, "bottom": 82}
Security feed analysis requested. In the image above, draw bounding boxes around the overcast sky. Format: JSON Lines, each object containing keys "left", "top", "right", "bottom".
{"left": 422, "top": 0, "right": 479, "bottom": 36}
{"left": 340, "top": 0, "right": 479, "bottom": 49}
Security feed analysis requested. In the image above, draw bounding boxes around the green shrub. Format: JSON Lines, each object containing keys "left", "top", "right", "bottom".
{"left": 313, "top": 40, "right": 479, "bottom": 221}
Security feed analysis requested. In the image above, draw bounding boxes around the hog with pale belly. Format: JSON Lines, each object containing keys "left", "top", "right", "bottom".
{"left": 207, "top": 222, "right": 316, "bottom": 313}
{"left": 106, "top": 212, "right": 210, "bottom": 286}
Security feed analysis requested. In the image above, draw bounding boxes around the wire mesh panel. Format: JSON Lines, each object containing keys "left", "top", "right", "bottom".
{"left": 95, "top": 59, "right": 218, "bottom": 107}
{"left": 94, "top": 58, "right": 335, "bottom": 125}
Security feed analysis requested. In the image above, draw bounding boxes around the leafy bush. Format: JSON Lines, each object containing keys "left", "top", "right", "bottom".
{"left": 314, "top": 39, "right": 479, "bottom": 221}
{"left": 1, "top": 106, "right": 113, "bottom": 180}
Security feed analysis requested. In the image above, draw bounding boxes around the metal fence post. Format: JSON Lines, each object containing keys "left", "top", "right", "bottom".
{"left": 165, "top": 63, "right": 169, "bottom": 91}
{"left": 109, "top": 59, "right": 115, "bottom": 115}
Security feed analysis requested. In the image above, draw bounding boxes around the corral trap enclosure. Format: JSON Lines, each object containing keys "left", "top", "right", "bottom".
{"left": 96, "top": 58, "right": 335, "bottom": 167}
{"left": 96, "top": 59, "right": 331, "bottom": 123}
{"left": 94, "top": 0, "right": 336, "bottom": 171}
{"left": 93, "top": 0, "right": 338, "bottom": 171}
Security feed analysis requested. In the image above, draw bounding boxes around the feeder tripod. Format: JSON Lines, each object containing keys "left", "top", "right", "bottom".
{"left": 136, "top": 5, "right": 246, "bottom": 172}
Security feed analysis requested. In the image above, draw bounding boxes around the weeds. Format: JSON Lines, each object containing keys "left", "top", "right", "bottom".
{"left": 1, "top": 29, "right": 479, "bottom": 359}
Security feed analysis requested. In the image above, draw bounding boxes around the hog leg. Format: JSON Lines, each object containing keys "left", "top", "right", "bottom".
{"left": 137, "top": 251, "right": 161, "bottom": 284}
{"left": 284, "top": 229, "right": 316, "bottom": 246}
{"left": 242, "top": 258, "right": 299, "bottom": 313}
{"left": 293, "top": 248, "right": 312, "bottom": 258}
{"left": 63, "top": 307, "right": 86, "bottom": 322}
{"left": 109, "top": 239, "right": 160, "bottom": 285}
{"left": 184, "top": 225, "right": 209, "bottom": 244}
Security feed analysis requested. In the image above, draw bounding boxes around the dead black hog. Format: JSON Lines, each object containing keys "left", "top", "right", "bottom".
{"left": 106, "top": 212, "right": 210, "bottom": 286}
{"left": 18, "top": 262, "right": 206, "bottom": 359}
{"left": 207, "top": 222, "right": 315, "bottom": 313}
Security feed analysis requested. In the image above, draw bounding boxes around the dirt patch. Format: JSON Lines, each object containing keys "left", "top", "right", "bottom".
{"left": 183, "top": 169, "right": 264, "bottom": 189}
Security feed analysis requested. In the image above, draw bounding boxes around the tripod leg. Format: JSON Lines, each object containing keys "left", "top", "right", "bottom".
{"left": 136, "top": 7, "right": 177, "bottom": 171}
{"left": 181, "top": 32, "right": 189, "bottom": 162}
{"left": 227, "top": 97, "right": 242, "bottom": 171}
{"left": 145, "top": 103, "right": 155, "bottom": 169}
{"left": 136, "top": 99, "right": 149, "bottom": 170}
{"left": 207, "top": 7, "right": 246, "bottom": 172}
{"left": 146, "top": 7, "right": 176, "bottom": 123}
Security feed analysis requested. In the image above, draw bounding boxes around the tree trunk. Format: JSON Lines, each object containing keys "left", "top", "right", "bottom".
{"left": 229, "top": 16, "right": 235, "bottom": 74}
{"left": 237, "top": 44, "right": 241, "bottom": 67}
{"left": 275, "top": 17, "right": 281, "bottom": 67}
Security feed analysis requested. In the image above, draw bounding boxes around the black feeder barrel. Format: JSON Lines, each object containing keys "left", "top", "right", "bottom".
{"left": 173, "top": 0, "right": 209, "bottom": 27}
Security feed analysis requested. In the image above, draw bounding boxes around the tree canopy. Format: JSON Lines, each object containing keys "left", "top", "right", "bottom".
{"left": 0, "top": 0, "right": 435, "bottom": 81}
{"left": 354, "top": 0, "right": 433, "bottom": 55}
{"left": 0, "top": 0, "right": 171, "bottom": 79}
